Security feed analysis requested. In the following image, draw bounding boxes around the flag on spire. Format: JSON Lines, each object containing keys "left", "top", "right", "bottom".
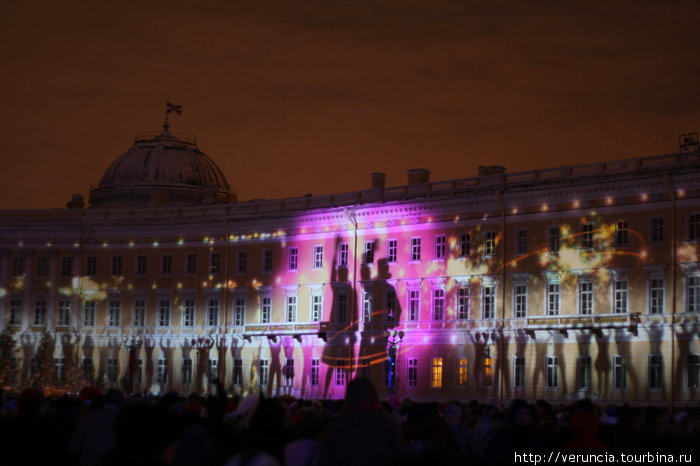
{"left": 166, "top": 102, "right": 182, "bottom": 115}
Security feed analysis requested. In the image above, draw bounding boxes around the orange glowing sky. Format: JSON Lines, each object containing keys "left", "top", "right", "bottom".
{"left": 1, "top": 1, "right": 699, "bottom": 210}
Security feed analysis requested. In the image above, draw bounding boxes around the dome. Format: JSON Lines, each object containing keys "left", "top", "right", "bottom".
{"left": 89, "top": 124, "right": 237, "bottom": 207}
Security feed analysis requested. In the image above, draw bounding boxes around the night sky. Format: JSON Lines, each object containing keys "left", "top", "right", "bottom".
{"left": 1, "top": 1, "right": 699, "bottom": 210}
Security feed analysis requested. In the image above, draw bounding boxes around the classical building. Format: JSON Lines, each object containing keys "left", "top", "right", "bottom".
{"left": 1, "top": 123, "right": 700, "bottom": 404}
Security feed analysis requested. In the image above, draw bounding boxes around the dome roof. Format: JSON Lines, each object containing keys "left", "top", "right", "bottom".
{"left": 89, "top": 124, "right": 237, "bottom": 207}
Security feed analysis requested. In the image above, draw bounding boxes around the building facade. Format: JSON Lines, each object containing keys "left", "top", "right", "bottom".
{"left": 1, "top": 125, "right": 700, "bottom": 404}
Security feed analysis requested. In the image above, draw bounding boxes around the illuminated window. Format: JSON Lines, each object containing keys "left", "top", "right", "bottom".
{"left": 285, "top": 358, "right": 294, "bottom": 384}
{"left": 85, "top": 256, "right": 97, "bottom": 276}
{"left": 133, "top": 299, "right": 145, "bottom": 327}
{"left": 514, "top": 283, "right": 527, "bottom": 318}
{"left": 408, "top": 358, "right": 418, "bottom": 387}
{"left": 313, "top": 245, "right": 323, "bottom": 269}
{"left": 311, "top": 293, "right": 322, "bottom": 322}
{"left": 365, "top": 241, "right": 375, "bottom": 264}
{"left": 362, "top": 290, "right": 373, "bottom": 323}
{"left": 237, "top": 251, "right": 247, "bottom": 273}
{"left": 579, "top": 281, "right": 593, "bottom": 315}
{"left": 547, "top": 226, "right": 560, "bottom": 252}
{"left": 36, "top": 256, "right": 48, "bottom": 277}
{"left": 259, "top": 360, "right": 269, "bottom": 386}
{"left": 207, "top": 298, "right": 219, "bottom": 326}
{"left": 482, "top": 285, "right": 495, "bottom": 319}
{"left": 483, "top": 356, "right": 493, "bottom": 387}
{"left": 615, "top": 220, "right": 629, "bottom": 246}
{"left": 136, "top": 255, "right": 147, "bottom": 275}
{"left": 688, "top": 214, "right": 700, "bottom": 240}
{"left": 262, "top": 249, "right": 272, "bottom": 272}
{"left": 233, "top": 359, "right": 243, "bottom": 386}
{"left": 433, "top": 288, "right": 445, "bottom": 320}
{"left": 545, "top": 356, "right": 558, "bottom": 389}
{"left": 111, "top": 255, "right": 123, "bottom": 276}
{"left": 182, "top": 358, "right": 193, "bottom": 384}
{"left": 410, "top": 237, "right": 421, "bottom": 261}
{"left": 581, "top": 223, "right": 594, "bottom": 249}
{"left": 386, "top": 287, "right": 397, "bottom": 321}
{"left": 387, "top": 239, "right": 398, "bottom": 263}
{"left": 83, "top": 300, "right": 96, "bottom": 327}
{"left": 183, "top": 299, "right": 195, "bottom": 327}
{"left": 459, "top": 233, "right": 471, "bottom": 258}
{"left": 288, "top": 247, "right": 298, "bottom": 270}
{"left": 335, "top": 367, "right": 346, "bottom": 386}
{"left": 208, "top": 359, "right": 218, "bottom": 384}
{"left": 434, "top": 235, "right": 446, "bottom": 260}
{"left": 234, "top": 297, "right": 246, "bottom": 326}
{"left": 261, "top": 296, "right": 271, "bottom": 323}
{"left": 613, "top": 355, "right": 626, "bottom": 390}
{"left": 431, "top": 357, "right": 443, "bottom": 388}
{"left": 408, "top": 289, "right": 420, "bottom": 321}
{"left": 336, "top": 292, "right": 348, "bottom": 322}
{"left": 687, "top": 276, "right": 700, "bottom": 313}
{"left": 107, "top": 358, "right": 118, "bottom": 384}
{"left": 547, "top": 283, "right": 560, "bottom": 316}
{"left": 12, "top": 256, "right": 24, "bottom": 277}
{"left": 687, "top": 355, "right": 700, "bottom": 389}
{"left": 457, "top": 357, "right": 468, "bottom": 386}
{"left": 338, "top": 243, "right": 348, "bottom": 267}
{"left": 157, "top": 358, "right": 168, "bottom": 384}
{"left": 58, "top": 300, "right": 70, "bottom": 326}
{"left": 60, "top": 256, "right": 72, "bottom": 277}
{"left": 513, "top": 356, "right": 525, "bottom": 389}
{"left": 515, "top": 229, "right": 527, "bottom": 254}
{"left": 457, "top": 286, "right": 470, "bottom": 320}
{"left": 286, "top": 295, "right": 297, "bottom": 322}
{"left": 485, "top": 232, "right": 496, "bottom": 255}
{"left": 209, "top": 252, "right": 221, "bottom": 274}
{"left": 614, "top": 280, "right": 628, "bottom": 314}
{"left": 311, "top": 359, "right": 319, "bottom": 386}
{"left": 161, "top": 254, "right": 172, "bottom": 275}
{"left": 34, "top": 299, "right": 46, "bottom": 326}
{"left": 186, "top": 253, "right": 197, "bottom": 275}
{"left": 82, "top": 358, "right": 94, "bottom": 382}
{"left": 54, "top": 357, "right": 65, "bottom": 382}
{"left": 9, "top": 298, "right": 21, "bottom": 325}
{"left": 648, "top": 355, "right": 663, "bottom": 390}
{"left": 649, "top": 278, "right": 664, "bottom": 315}
{"left": 579, "top": 356, "right": 591, "bottom": 390}
{"left": 650, "top": 217, "right": 664, "bottom": 243}
{"left": 158, "top": 298, "right": 171, "bottom": 327}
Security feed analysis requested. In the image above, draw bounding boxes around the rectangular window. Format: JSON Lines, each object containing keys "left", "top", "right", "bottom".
{"left": 9, "top": 299, "right": 22, "bottom": 325}
{"left": 483, "top": 357, "right": 494, "bottom": 386}
{"left": 359, "top": 358, "right": 370, "bottom": 379}
{"left": 485, "top": 232, "right": 496, "bottom": 255}
{"left": 207, "top": 298, "right": 219, "bottom": 326}
{"left": 85, "top": 256, "right": 97, "bottom": 276}
{"left": 136, "top": 255, "right": 147, "bottom": 276}
{"left": 112, "top": 256, "right": 123, "bottom": 276}
{"left": 433, "top": 288, "right": 445, "bottom": 320}
{"left": 650, "top": 217, "right": 664, "bottom": 243}
{"left": 457, "top": 357, "right": 468, "bottom": 386}
{"left": 546, "top": 356, "right": 559, "bottom": 389}
{"left": 648, "top": 355, "right": 663, "bottom": 390}
{"left": 233, "top": 359, "right": 243, "bottom": 386}
{"left": 259, "top": 360, "right": 269, "bottom": 386}
{"left": 548, "top": 226, "right": 560, "bottom": 252}
{"left": 335, "top": 368, "right": 345, "bottom": 386}
{"left": 312, "top": 245, "right": 323, "bottom": 269}
{"left": 183, "top": 299, "right": 195, "bottom": 327}
{"left": 158, "top": 298, "right": 171, "bottom": 327}
{"left": 288, "top": 247, "right": 298, "bottom": 270}
{"left": 387, "top": 239, "right": 397, "bottom": 263}
{"left": 186, "top": 253, "right": 197, "bottom": 275}
{"left": 457, "top": 286, "right": 470, "bottom": 320}
{"left": 54, "top": 357, "right": 65, "bottom": 382}
{"left": 459, "top": 233, "right": 471, "bottom": 258}
{"left": 157, "top": 359, "right": 168, "bottom": 384}
{"left": 482, "top": 285, "right": 495, "bottom": 319}
{"left": 107, "top": 358, "right": 118, "bottom": 384}
{"left": 83, "top": 300, "right": 96, "bottom": 326}
{"left": 237, "top": 251, "right": 247, "bottom": 273}
{"left": 513, "top": 356, "right": 525, "bottom": 389}
{"left": 687, "top": 276, "right": 700, "bottom": 313}
{"left": 234, "top": 297, "right": 246, "bottom": 326}
{"left": 338, "top": 243, "right": 348, "bottom": 267}
{"left": 689, "top": 214, "right": 700, "bottom": 240}
{"left": 58, "top": 300, "right": 70, "bottom": 326}
{"left": 615, "top": 220, "right": 629, "bottom": 246}
{"left": 161, "top": 254, "right": 172, "bottom": 275}
{"left": 408, "top": 358, "right": 418, "bottom": 387}
{"left": 262, "top": 249, "right": 272, "bottom": 272}
{"left": 362, "top": 291, "right": 372, "bottom": 323}
{"left": 34, "top": 299, "right": 46, "bottom": 326}
{"left": 434, "top": 235, "right": 446, "bottom": 260}
{"left": 60, "top": 256, "right": 72, "bottom": 277}
{"left": 210, "top": 252, "right": 221, "bottom": 273}
{"left": 182, "top": 358, "right": 193, "bottom": 384}
{"left": 108, "top": 300, "right": 120, "bottom": 326}
{"left": 365, "top": 241, "right": 375, "bottom": 264}
{"left": 688, "top": 355, "right": 700, "bottom": 389}
{"left": 132, "top": 299, "right": 145, "bottom": 327}
{"left": 285, "top": 359, "right": 294, "bottom": 384}
{"left": 579, "top": 356, "right": 592, "bottom": 390}
{"left": 386, "top": 288, "right": 397, "bottom": 321}
{"left": 82, "top": 358, "right": 94, "bottom": 382}
{"left": 614, "top": 280, "right": 628, "bottom": 314}
{"left": 581, "top": 223, "right": 594, "bottom": 249}
{"left": 431, "top": 357, "right": 443, "bottom": 388}
{"left": 579, "top": 281, "right": 593, "bottom": 315}
{"left": 411, "top": 237, "right": 421, "bottom": 261}
{"left": 12, "top": 256, "right": 24, "bottom": 277}
{"left": 547, "top": 283, "right": 560, "bottom": 316}
{"left": 208, "top": 360, "right": 218, "bottom": 384}
{"left": 311, "top": 294, "right": 322, "bottom": 322}
{"left": 261, "top": 296, "right": 271, "bottom": 323}
{"left": 286, "top": 295, "right": 297, "bottom": 322}
{"left": 649, "top": 278, "right": 664, "bottom": 315}
{"left": 134, "top": 359, "right": 143, "bottom": 385}
{"left": 310, "top": 359, "right": 319, "bottom": 386}
{"left": 515, "top": 229, "right": 527, "bottom": 254}
{"left": 613, "top": 355, "right": 626, "bottom": 389}
{"left": 408, "top": 289, "right": 420, "bottom": 321}
{"left": 336, "top": 292, "right": 348, "bottom": 322}
{"left": 514, "top": 284, "right": 527, "bottom": 318}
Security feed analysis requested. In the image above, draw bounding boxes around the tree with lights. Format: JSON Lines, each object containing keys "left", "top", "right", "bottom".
{"left": 0, "top": 331, "right": 19, "bottom": 390}
{"left": 29, "top": 332, "right": 55, "bottom": 389}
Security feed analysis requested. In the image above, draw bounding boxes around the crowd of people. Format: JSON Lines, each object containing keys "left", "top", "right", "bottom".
{"left": 0, "top": 379, "right": 698, "bottom": 466}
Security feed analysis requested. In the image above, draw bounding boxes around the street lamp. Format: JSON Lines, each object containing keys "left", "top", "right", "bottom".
{"left": 383, "top": 329, "right": 405, "bottom": 393}
{"left": 122, "top": 336, "right": 143, "bottom": 393}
